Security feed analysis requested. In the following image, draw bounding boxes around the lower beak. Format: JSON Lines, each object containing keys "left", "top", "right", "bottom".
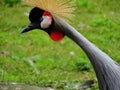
{"left": 21, "top": 22, "right": 40, "bottom": 33}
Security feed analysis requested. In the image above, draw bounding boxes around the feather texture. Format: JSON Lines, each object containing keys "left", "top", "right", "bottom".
{"left": 22, "top": 0, "right": 74, "bottom": 19}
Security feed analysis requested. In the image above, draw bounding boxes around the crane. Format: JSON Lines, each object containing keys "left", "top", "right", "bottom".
{"left": 21, "top": 0, "right": 120, "bottom": 90}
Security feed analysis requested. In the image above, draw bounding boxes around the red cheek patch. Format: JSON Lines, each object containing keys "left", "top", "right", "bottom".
{"left": 43, "top": 11, "right": 52, "bottom": 19}
{"left": 50, "top": 30, "right": 64, "bottom": 42}
{"left": 43, "top": 11, "right": 64, "bottom": 42}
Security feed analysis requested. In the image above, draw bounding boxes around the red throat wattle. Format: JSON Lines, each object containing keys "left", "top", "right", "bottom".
{"left": 50, "top": 30, "right": 64, "bottom": 42}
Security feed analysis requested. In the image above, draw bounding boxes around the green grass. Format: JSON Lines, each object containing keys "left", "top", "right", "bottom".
{"left": 0, "top": 0, "right": 120, "bottom": 89}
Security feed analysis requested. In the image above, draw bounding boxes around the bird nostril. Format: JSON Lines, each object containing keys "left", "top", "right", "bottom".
{"left": 28, "top": 25, "right": 32, "bottom": 28}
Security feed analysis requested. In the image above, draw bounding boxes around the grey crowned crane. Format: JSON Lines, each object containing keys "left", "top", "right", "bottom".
{"left": 21, "top": 0, "right": 120, "bottom": 90}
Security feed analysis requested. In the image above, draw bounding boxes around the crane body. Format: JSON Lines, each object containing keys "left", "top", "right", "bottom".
{"left": 21, "top": 0, "right": 120, "bottom": 89}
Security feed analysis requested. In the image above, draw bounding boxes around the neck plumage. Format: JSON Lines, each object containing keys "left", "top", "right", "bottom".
{"left": 54, "top": 17, "right": 120, "bottom": 90}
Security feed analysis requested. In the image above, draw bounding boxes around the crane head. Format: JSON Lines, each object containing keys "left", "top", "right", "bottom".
{"left": 21, "top": 7, "right": 64, "bottom": 42}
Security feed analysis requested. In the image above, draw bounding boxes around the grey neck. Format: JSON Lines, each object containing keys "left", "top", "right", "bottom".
{"left": 54, "top": 18, "right": 120, "bottom": 90}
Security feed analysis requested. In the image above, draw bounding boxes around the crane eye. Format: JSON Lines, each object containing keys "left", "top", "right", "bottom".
{"left": 39, "top": 17, "right": 43, "bottom": 22}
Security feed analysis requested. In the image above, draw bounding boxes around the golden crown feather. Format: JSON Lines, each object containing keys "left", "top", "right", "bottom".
{"left": 22, "top": 0, "right": 74, "bottom": 19}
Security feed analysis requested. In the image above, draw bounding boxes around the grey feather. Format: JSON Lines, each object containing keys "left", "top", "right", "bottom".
{"left": 53, "top": 17, "right": 120, "bottom": 90}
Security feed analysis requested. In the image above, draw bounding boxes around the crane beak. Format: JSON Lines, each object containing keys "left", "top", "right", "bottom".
{"left": 21, "top": 22, "right": 40, "bottom": 33}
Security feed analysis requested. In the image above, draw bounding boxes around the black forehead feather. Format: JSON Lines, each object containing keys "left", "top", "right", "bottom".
{"left": 29, "top": 7, "right": 44, "bottom": 22}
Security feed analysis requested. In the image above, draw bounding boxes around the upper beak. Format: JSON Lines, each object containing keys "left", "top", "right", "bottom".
{"left": 21, "top": 22, "right": 40, "bottom": 33}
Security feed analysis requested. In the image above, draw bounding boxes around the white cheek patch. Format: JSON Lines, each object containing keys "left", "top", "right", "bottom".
{"left": 41, "top": 16, "right": 52, "bottom": 29}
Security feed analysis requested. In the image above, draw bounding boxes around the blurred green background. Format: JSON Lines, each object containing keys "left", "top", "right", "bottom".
{"left": 0, "top": 0, "right": 120, "bottom": 89}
